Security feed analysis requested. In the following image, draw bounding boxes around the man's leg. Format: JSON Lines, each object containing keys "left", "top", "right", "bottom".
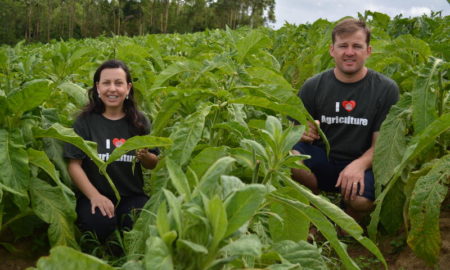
{"left": 342, "top": 169, "right": 375, "bottom": 223}
{"left": 291, "top": 165, "right": 319, "bottom": 194}
{"left": 291, "top": 142, "right": 338, "bottom": 195}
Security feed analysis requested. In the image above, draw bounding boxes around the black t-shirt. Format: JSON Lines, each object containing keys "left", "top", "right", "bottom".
{"left": 64, "top": 113, "right": 158, "bottom": 199}
{"left": 299, "top": 69, "right": 399, "bottom": 161}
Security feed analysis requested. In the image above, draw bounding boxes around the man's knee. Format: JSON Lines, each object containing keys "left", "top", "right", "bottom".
{"left": 344, "top": 196, "right": 374, "bottom": 212}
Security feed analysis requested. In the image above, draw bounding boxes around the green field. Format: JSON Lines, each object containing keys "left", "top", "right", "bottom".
{"left": 0, "top": 11, "right": 449, "bottom": 270}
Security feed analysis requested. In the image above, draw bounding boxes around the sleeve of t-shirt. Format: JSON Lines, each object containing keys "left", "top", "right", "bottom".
{"left": 63, "top": 116, "right": 88, "bottom": 160}
{"left": 373, "top": 81, "right": 400, "bottom": 132}
{"left": 299, "top": 78, "right": 317, "bottom": 119}
{"left": 142, "top": 115, "right": 160, "bottom": 156}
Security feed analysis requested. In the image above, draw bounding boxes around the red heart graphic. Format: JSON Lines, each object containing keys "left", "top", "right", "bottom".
{"left": 112, "top": 138, "right": 126, "bottom": 147}
{"left": 342, "top": 100, "right": 356, "bottom": 112}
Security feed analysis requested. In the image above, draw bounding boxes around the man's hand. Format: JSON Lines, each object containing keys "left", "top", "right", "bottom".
{"left": 335, "top": 159, "right": 366, "bottom": 201}
{"left": 90, "top": 194, "right": 115, "bottom": 218}
{"left": 301, "top": 120, "right": 320, "bottom": 143}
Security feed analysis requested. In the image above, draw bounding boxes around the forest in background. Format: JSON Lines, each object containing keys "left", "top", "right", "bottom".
{"left": 0, "top": 0, "right": 276, "bottom": 45}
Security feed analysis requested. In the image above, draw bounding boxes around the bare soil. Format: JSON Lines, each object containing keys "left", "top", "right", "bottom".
{"left": 348, "top": 201, "right": 450, "bottom": 270}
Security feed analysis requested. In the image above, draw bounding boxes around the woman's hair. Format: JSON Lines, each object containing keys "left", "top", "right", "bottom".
{"left": 82, "top": 59, "right": 147, "bottom": 135}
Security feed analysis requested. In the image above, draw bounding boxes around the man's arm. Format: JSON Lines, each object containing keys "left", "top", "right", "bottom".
{"left": 335, "top": 132, "right": 379, "bottom": 200}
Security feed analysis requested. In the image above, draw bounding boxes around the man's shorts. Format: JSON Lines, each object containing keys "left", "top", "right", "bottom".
{"left": 293, "top": 142, "right": 375, "bottom": 201}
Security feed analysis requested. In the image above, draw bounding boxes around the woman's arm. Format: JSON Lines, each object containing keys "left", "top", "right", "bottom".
{"left": 67, "top": 159, "right": 115, "bottom": 218}
{"left": 136, "top": 149, "right": 159, "bottom": 169}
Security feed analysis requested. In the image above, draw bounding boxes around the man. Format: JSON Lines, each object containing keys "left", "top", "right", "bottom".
{"left": 291, "top": 19, "right": 399, "bottom": 222}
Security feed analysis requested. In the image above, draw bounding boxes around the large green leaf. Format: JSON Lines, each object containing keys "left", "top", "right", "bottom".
{"left": 246, "top": 67, "right": 295, "bottom": 102}
{"left": 57, "top": 82, "right": 88, "bottom": 107}
{"left": 33, "top": 123, "right": 102, "bottom": 167}
{"left": 267, "top": 193, "right": 360, "bottom": 270}
{"left": 103, "top": 135, "right": 172, "bottom": 167}
{"left": 193, "top": 157, "right": 235, "bottom": 197}
{"left": 369, "top": 113, "right": 450, "bottom": 240}
{"left": 280, "top": 174, "right": 387, "bottom": 269}
{"left": 220, "top": 234, "right": 262, "bottom": 257}
{"left": 412, "top": 58, "right": 442, "bottom": 133}
{"left": 151, "top": 60, "right": 203, "bottom": 89}
{"left": 163, "top": 189, "right": 183, "bottom": 237}
{"left": 379, "top": 180, "right": 405, "bottom": 234}
{"left": 32, "top": 123, "right": 122, "bottom": 201}
{"left": 166, "top": 105, "right": 211, "bottom": 166}
{"left": 0, "top": 129, "right": 30, "bottom": 209}
{"left": 235, "top": 30, "right": 271, "bottom": 63}
{"left": 224, "top": 184, "right": 266, "bottom": 237}
{"left": 27, "top": 148, "right": 74, "bottom": 196}
{"left": 269, "top": 187, "right": 309, "bottom": 243}
{"left": 30, "top": 178, "right": 78, "bottom": 248}
{"left": 273, "top": 240, "right": 327, "bottom": 270}
{"left": 373, "top": 96, "right": 408, "bottom": 193}
{"left": 188, "top": 146, "right": 229, "bottom": 180}
{"left": 144, "top": 236, "right": 174, "bottom": 270}
{"left": 205, "top": 195, "right": 228, "bottom": 249}
{"left": 32, "top": 246, "right": 114, "bottom": 270}
{"left": 407, "top": 155, "right": 450, "bottom": 264}
{"left": 7, "top": 79, "right": 52, "bottom": 117}
{"left": 151, "top": 96, "right": 182, "bottom": 136}
{"left": 166, "top": 158, "right": 191, "bottom": 201}
{"left": 230, "top": 96, "right": 330, "bottom": 154}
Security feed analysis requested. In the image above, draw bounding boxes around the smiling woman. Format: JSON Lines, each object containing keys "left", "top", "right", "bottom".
{"left": 63, "top": 60, "right": 159, "bottom": 243}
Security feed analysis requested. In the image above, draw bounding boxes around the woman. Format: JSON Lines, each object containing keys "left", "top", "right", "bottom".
{"left": 64, "top": 59, "right": 158, "bottom": 241}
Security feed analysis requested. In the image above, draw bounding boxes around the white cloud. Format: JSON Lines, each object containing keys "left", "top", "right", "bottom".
{"left": 271, "top": 0, "right": 450, "bottom": 28}
{"left": 409, "top": 7, "right": 432, "bottom": 16}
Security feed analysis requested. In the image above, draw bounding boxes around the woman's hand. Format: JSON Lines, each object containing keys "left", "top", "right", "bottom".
{"left": 89, "top": 193, "right": 115, "bottom": 218}
{"left": 136, "top": 148, "right": 158, "bottom": 169}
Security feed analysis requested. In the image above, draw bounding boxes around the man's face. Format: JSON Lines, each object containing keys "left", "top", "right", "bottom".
{"left": 330, "top": 30, "right": 371, "bottom": 78}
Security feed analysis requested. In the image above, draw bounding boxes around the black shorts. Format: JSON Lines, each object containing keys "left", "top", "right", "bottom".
{"left": 293, "top": 142, "right": 375, "bottom": 201}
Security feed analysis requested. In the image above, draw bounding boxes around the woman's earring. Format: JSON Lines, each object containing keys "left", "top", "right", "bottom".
{"left": 126, "top": 95, "right": 129, "bottom": 100}
{"left": 98, "top": 94, "right": 100, "bottom": 98}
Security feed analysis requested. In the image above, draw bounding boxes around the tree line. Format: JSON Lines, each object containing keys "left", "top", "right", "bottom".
{"left": 0, "top": 0, "right": 276, "bottom": 45}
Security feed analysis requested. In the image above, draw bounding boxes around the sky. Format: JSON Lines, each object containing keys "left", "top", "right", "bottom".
{"left": 271, "top": 0, "right": 450, "bottom": 28}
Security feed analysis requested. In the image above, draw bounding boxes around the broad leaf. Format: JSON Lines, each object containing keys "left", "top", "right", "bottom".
{"left": 0, "top": 131, "right": 28, "bottom": 194}
{"left": 235, "top": 30, "right": 271, "bottom": 63}
{"left": 188, "top": 146, "right": 229, "bottom": 180}
{"left": 369, "top": 113, "right": 450, "bottom": 240}
{"left": 27, "top": 148, "right": 74, "bottom": 196}
{"left": 193, "top": 157, "right": 235, "bottom": 197}
{"left": 7, "top": 79, "right": 52, "bottom": 116}
{"left": 30, "top": 178, "right": 78, "bottom": 248}
{"left": 407, "top": 155, "right": 450, "bottom": 264}
{"left": 267, "top": 193, "right": 359, "bottom": 270}
{"left": 57, "top": 82, "right": 88, "bottom": 107}
{"left": 205, "top": 195, "right": 228, "bottom": 249}
{"left": 224, "top": 184, "right": 266, "bottom": 237}
{"left": 144, "top": 236, "right": 174, "bottom": 270}
{"left": 166, "top": 105, "right": 211, "bottom": 166}
{"left": 280, "top": 175, "right": 387, "bottom": 269}
{"left": 32, "top": 246, "right": 114, "bottom": 270}
{"left": 273, "top": 240, "right": 327, "bottom": 270}
{"left": 412, "top": 57, "right": 442, "bottom": 133}
{"left": 166, "top": 158, "right": 191, "bottom": 201}
{"left": 104, "top": 135, "right": 172, "bottom": 167}
{"left": 373, "top": 96, "right": 408, "bottom": 193}
{"left": 220, "top": 234, "right": 262, "bottom": 257}
{"left": 0, "top": 129, "right": 30, "bottom": 209}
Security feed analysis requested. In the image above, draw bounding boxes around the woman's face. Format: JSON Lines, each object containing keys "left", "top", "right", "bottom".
{"left": 96, "top": 68, "right": 131, "bottom": 112}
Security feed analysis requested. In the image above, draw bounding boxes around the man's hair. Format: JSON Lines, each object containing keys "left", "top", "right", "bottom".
{"left": 332, "top": 18, "right": 371, "bottom": 45}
